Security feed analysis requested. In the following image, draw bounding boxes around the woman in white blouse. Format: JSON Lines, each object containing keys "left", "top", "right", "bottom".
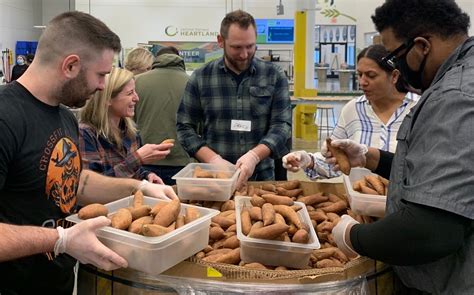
{"left": 283, "top": 44, "right": 420, "bottom": 179}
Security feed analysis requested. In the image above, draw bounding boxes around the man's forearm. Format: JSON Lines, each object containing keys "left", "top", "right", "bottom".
{"left": 195, "top": 146, "right": 218, "bottom": 163}
{"left": 0, "top": 223, "right": 58, "bottom": 262}
{"left": 77, "top": 169, "right": 140, "bottom": 205}
{"left": 251, "top": 144, "right": 271, "bottom": 161}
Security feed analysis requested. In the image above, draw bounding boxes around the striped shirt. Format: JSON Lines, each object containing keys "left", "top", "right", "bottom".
{"left": 177, "top": 57, "right": 292, "bottom": 180}
{"left": 305, "top": 92, "right": 420, "bottom": 179}
{"left": 79, "top": 122, "right": 150, "bottom": 180}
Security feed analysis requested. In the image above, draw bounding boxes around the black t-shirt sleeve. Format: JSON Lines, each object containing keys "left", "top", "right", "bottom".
{"left": 373, "top": 150, "right": 393, "bottom": 179}
{"left": 350, "top": 201, "right": 470, "bottom": 265}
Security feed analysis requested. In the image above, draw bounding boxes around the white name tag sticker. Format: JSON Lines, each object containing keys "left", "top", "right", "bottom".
{"left": 231, "top": 120, "right": 251, "bottom": 132}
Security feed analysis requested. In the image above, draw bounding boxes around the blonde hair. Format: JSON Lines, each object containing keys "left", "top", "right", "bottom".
{"left": 79, "top": 67, "right": 137, "bottom": 148}
{"left": 124, "top": 47, "right": 153, "bottom": 75}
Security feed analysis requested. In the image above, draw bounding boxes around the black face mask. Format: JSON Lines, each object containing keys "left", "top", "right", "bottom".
{"left": 396, "top": 48, "right": 428, "bottom": 92}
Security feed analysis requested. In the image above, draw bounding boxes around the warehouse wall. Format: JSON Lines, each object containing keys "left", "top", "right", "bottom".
{"left": 0, "top": 0, "right": 42, "bottom": 55}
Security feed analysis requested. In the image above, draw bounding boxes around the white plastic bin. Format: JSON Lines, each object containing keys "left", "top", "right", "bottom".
{"left": 343, "top": 168, "right": 386, "bottom": 217}
{"left": 235, "top": 196, "right": 320, "bottom": 269}
{"left": 67, "top": 196, "right": 219, "bottom": 274}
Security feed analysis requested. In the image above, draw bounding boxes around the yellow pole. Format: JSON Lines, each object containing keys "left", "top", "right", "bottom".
{"left": 293, "top": 10, "right": 317, "bottom": 97}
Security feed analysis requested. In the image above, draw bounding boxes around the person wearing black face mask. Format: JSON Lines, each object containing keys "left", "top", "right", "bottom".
{"left": 319, "top": 0, "right": 474, "bottom": 294}
{"left": 10, "top": 55, "right": 28, "bottom": 81}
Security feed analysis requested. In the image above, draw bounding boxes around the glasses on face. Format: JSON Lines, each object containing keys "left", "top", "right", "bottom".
{"left": 381, "top": 39, "right": 415, "bottom": 69}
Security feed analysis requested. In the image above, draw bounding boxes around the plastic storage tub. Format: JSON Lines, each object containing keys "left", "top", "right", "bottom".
{"left": 172, "top": 163, "right": 240, "bottom": 201}
{"left": 67, "top": 196, "right": 219, "bottom": 274}
{"left": 343, "top": 168, "right": 386, "bottom": 217}
{"left": 235, "top": 196, "right": 320, "bottom": 269}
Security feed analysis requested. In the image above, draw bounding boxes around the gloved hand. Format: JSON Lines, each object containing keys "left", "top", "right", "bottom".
{"left": 140, "top": 180, "right": 178, "bottom": 200}
{"left": 332, "top": 215, "right": 360, "bottom": 259}
{"left": 235, "top": 150, "right": 260, "bottom": 190}
{"left": 322, "top": 139, "right": 368, "bottom": 170}
{"left": 282, "top": 151, "right": 312, "bottom": 172}
{"left": 208, "top": 154, "right": 234, "bottom": 167}
{"left": 147, "top": 172, "right": 164, "bottom": 184}
{"left": 54, "top": 216, "right": 128, "bottom": 271}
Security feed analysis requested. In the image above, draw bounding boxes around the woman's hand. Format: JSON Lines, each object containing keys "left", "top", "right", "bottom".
{"left": 136, "top": 143, "right": 173, "bottom": 164}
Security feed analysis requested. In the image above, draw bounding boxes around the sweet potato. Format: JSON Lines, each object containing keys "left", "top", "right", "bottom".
{"left": 128, "top": 215, "right": 153, "bottom": 234}
{"left": 128, "top": 205, "right": 151, "bottom": 220}
{"left": 273, "top": 205, "right": 303, "bottom": 229}
{"left": 308, "top": 210, "right": 328, "bottom": 223}
{"left": 240, "top": 210, "right": 252, "bottom": 236}
{"left": 249, "top": 206, "right": 262, "bottom": 221}
{"left": 252, "top": 188, "right": 274, "bottom": 196}
{"left": 297, "top": 193, "right": 328, "bottom": 205}
{"left": 317, "top": 220, "right": 335, "bottom": 232}
{"left": 78, "top": 204, "right": 108, "bottom": 220}
{"left": 193, "top": 166, "right": 214, "bottom": 178}
{"left": 261, "top": 203, "right": 275, "bottom": 226}
{"left": 320, "top": 200, "right": 348, "bottom": 213}
{"left": 316, "top": 258, "right": 344, "bottom": 268}
{"left": 153, "top": 199, "right": 181, "bottom": 227}
{"left": 248, "top": 221, "right": 264, "bottom": 236}
{"left": 212, "top": 247, "right": 241, "bottom": 264}
{"left": 326, "top": 138, "right": 351, "bottom": 175}
{"left": 379, "top": 175, "right": 389, "bottom": 187}
{"left": 110, "top": 208, "right": 133, "bottom": 230}
{"left": 185, "top": 207, "right": 200, "bottom": 224}
{"left": 260, "top": 194, "right": 294, "bottom": 206}
{"left": 275, "top": 187, "right": 303, "bottom": 198}
{"left": 215, "top": 171, "right": 232, "bottom": 179}
{"left": 359, "top": 183, "right": 379, "bottom": 195}
{"left": 226, "top": 224, "right": 237, "bottom": 232}
{"left": 275, "top": 180, "right": 300, "bottom": 190}
{"left": 248, "top": 223, "right": 290, "bottom": 240}
{"left": 222, "top": 235, "right": 240, "bottom": 249}
{"left": 150, "top": 202, "right": 167, "bottom": 216}
{"left": 292, "top": 229, "right": 310, "bottom": 243}
{"left": 160, "top": 139, "right": 175, "bottom": 144}
{"left": 211, "top": 215, "right": 235, "bottom": 229}
{"left": 175, "top": 215, "right": 185, "bottom": 229}
{"left": 312, "top": 247, "right": 337, "bottom": 260}
{"left": 365, "top": 175, "right": 385, "bottom": 195}
{"left": 205, "top": 248, "right": 232, "bottom": 258}
{"left": 195, "top": 251, "right": 206, "bottom": 259}
{"left": 132, "top": 190, "right": 144, "bottom": 208}
{"left": 274, "top": 213, "right": 287, "bottom": 226}
{"left": 142, "top": 224, "right": 173, "bottom": 237}
{"left": 220, "top": 200, "right": 235, "bottom": 212}
{"left": 261, "top": 183, "right": 276, "bottom": 192}
{"left": 274, "top": 266, "right": 288, "bottom": 271}
{"left": 250, "top": 195, "right": 266, "bottom": 207}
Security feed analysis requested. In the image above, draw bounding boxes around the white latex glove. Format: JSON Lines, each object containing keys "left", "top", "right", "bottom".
{"left": 322, "top": 139, "right": 368, "bottom": 169}
{"left": 54, "top": 216, "right": 128, "bottom": 271}
{"left": 235, "top": 150, "right": 260, "bottom": 190}
{"left": 332, "top": 215, "right": 360, "bottom": 259}
{"left": 136, "top": 143, "right": 173, "bottom": 164}
{"left": 208, "top": 154, "right": 234, "bottom": 167}
{"left": 282, "top": 151, "right": 312, "bottom": 172}
{"left": 140, "top": 180, "right": 178, "bottom": 200}
{"left": 147, "top": 172, "right": 164, "bottom": 184}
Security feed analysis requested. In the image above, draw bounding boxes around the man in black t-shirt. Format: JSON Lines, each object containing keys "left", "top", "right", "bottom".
{"left": 0, "top": 12, "right": 178, "bottom": 294}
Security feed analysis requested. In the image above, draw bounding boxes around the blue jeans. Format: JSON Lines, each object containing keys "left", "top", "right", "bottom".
{"left": 143, "top": 165, "right": 185, "bottom": 185}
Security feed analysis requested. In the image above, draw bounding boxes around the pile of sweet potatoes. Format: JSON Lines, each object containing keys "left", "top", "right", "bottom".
{"left": 192, "top": 180, "right": 374, "bottom": 270}
{"left": 77, "top": 190, "right": 202, "bottom": 237}
{"left": 352, "top": 174, "right": 389, "bottom": 196}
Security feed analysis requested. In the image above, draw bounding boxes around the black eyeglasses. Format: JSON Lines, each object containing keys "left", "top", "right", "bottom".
{"left": 381, "top": 39, "right": 415, "bottom": 69}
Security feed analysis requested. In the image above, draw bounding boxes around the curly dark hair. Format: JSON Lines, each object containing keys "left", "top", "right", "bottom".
{"left": 372, "top": 0, "right": 470, "bottom": 41}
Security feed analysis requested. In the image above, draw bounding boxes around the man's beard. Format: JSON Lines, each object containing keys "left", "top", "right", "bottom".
{"left": 224, "top": 47, "right": 255, "bottom": 73}
{"left": 56, "top": 69, "right": 95, "bottom": 108}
